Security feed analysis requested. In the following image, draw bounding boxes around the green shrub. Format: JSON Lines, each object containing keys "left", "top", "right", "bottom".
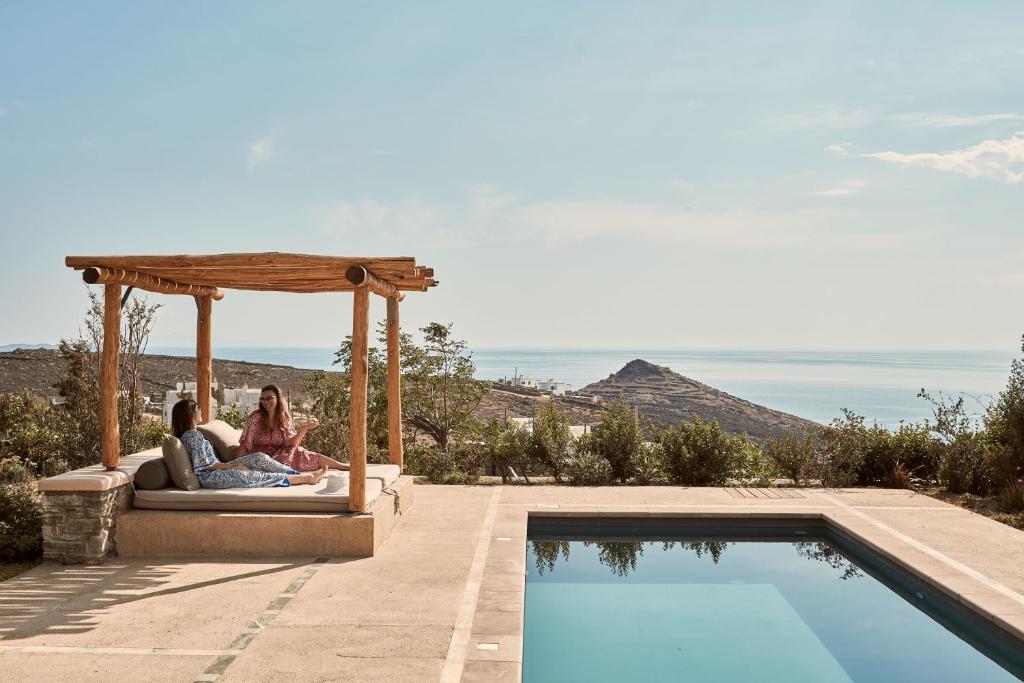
{"left": 817, "top": 410, "right": 868, "bottom": 488}
{"left": 997, "top": 480, "right": 1024, "bottom": 514}
{"left": 736, "top": 440, "right": 780, "bottom": 488}
{"left": 764, "top": 433, "right": 817, "bottom": 485}
{"left": 859, "top": 422, "right": 938, "bottom": 487}
{"left": 0, "top": 465, "right": 42, "bottom": 562}
{"left": 631, "top": 444, "right": 664, "bottom": 485}
{"left": 564, "top": 445, "right": 613, "bottom": 486}
{"left": 659, "top": 417, "right": 744, "bottom": 486}
{"left": 937, "top": 435, "right": 993, "bottom": 494}
{"left": 985, "top": 336, "right": 1024, "bottom": 481}
{"left": 216, "top": 404, "right": 247, "bottom": 429}
{"left": 414, "top": 444, "right": 483, "bottom": 484}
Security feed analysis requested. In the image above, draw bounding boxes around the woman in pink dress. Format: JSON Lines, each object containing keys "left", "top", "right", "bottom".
{"left": 235, "top": 384, "right": 349, "bottom": 472}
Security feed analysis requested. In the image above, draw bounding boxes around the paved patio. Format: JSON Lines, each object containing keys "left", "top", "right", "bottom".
{"left": 2, "top": 485, "right": 1023, "bottom": 682}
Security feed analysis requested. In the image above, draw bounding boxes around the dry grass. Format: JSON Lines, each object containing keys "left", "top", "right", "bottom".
{"left": 928, "top": 488, "right": 1024, "bottom": 530}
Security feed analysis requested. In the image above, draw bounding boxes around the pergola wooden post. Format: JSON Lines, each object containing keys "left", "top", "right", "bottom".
{"left": 100, "top": 284, "right": 121, "bottom": 470}
{"left": 386, "top": 295, "right": 403, "bottom": 470}
{"left": 348, "top": 285, "right": 370, "bottom": 512}
{"left": 195, "top": 295, "right": 213, "bottom": 423}
{"left": 68, "top": 253, "right": 436, "bottom": 510}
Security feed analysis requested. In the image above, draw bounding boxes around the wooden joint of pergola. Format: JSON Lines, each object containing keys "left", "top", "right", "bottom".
{"left": 66, "top": 253, "right": 436, "bottom": 513}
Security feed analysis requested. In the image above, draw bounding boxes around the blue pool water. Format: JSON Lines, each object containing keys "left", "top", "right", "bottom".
{"left": 524, "top": 521, "right": 1023, "bottom": 682}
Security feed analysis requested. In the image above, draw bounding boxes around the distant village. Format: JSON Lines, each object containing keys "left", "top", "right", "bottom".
{"left": 495, "top": 373, "right": 572, "bottom": 396}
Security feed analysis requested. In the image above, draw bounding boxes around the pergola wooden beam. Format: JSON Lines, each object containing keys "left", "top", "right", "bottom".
{"left": 345, "top": 265, "right": 405, "bottom": 300}
{"left": 83, "top": 266, "right": 225, "bottom": 300}
{"left": 67, "top": 253, "right": 417, "bottom": 271}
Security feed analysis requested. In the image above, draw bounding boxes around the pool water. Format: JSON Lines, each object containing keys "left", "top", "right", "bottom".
{"left": 524, "top": 521, "right": 1024, "bottom": 683}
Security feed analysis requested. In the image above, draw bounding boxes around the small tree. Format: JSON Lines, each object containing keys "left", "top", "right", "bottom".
{"left": 532, "top": 400, "right": 572, "bottom": 481}
{"left": 592, "top": 397, "right": 643, "bottom": 483}
{"left": 481, "top": 419, "right": 533, "bottom": 483}
{"left": 817, "top": 410, "right": 869, "bottom": 488}
{"left": 404, "top": 323, "right": 486, "bottom": 451}
{"left": 919, "top": 390, "right": 992, "bottom": 494}
{"left": 301, "top": 370, "right": 350, "bottom": 460}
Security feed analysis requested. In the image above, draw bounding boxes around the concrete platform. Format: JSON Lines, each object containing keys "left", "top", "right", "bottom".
{"left": 2, "top": 485, "right": 1024, "bottom": 683}
{"left": 117, "top": 475, "right": 414, "bottom": 558}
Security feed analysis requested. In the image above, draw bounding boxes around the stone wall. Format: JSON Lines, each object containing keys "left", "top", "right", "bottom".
{"left": 41, "top": 483, "right": 134, "bottom": 564}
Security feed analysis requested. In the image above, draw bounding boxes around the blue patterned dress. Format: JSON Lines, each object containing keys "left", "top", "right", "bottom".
{"left": 180, "top": 429, "right": 298, "bottom": 489}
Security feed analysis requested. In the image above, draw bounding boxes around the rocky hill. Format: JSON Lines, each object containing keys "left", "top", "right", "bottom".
{"left": 576, "top": 359, "right": 818, "bottom": 440}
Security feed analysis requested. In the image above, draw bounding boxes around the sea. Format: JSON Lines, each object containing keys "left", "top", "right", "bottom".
{"left": 147, "top": 347, "right": 1015, "bottom": 428}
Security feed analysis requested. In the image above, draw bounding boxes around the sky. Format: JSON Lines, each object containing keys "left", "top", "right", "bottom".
{"left": 1, "top": 1, "right": 1023, "bottom": 351}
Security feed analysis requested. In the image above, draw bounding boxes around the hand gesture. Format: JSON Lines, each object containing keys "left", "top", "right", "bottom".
{"left": 305, "top": 418, "right": 320, "bottom": 430}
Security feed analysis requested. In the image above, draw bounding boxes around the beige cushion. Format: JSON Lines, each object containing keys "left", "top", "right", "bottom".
{"left": 197, "top": 420, "right": 243, "bottom": 463}
{"left": 133, "top": 472, "right": 383, "bottom": 512}
{"left": 162, "top": 435, "right": 201, "bottom": 491}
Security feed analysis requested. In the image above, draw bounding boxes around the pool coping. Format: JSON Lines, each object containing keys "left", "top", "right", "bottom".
{"left": 459, "top": 502, "right": 1024, "bottom": 683}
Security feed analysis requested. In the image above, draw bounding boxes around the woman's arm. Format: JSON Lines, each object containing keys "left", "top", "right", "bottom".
{"left": 286, "top": 418, "right": 318, "bottom": 448}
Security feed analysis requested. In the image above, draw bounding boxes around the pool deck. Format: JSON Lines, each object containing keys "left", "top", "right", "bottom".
{"left": 2, "top": 485, "right": 1024, "bottom": 682}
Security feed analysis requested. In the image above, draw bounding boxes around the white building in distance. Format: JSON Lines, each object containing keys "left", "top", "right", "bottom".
{"left": 222, "top": 384, "right": 261, "bottom": 415}
{"left": 538, "top": 378, "right": 572, "bottom": 396}
{"left": 511, "top": 375, "right": 538, "bottom": 389}
{"left": 163, "top": 380, "right": 219, "bottom": 423}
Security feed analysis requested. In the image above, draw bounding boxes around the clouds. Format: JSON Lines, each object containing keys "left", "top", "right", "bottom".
{"left": 779, "top": 107, "right": 1024, "bottom": 133}
{"left": 318, "top": 186, "right": 926, "bottom": 253}
{"left": 891, "top": 112, "right": 1024, "bottom": 128}
{"left": 864, "top": 135, "right": 1024, "bottom": 183}
{"left": 825, "top": 143, "right": 852, "bottom": 157}
{"left": 811, "top": 180, "right": 865, "bottom": 197}
{"left": 247, "top": 137, "right": 274, "bottom": 173}
{"left": 771, "top": 106, "right": 877, "bottom": 132}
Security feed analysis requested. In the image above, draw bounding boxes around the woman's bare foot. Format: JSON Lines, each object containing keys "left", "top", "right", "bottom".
{"left": 310, "top": 466, "right": 327, "bottom": 484}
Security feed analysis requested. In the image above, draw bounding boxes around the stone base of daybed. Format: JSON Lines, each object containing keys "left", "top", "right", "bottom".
{"left": 119, "top": 475, "right": 415, "bottom": 561}
{"left": 39, "top": 447, "right": 414, "bottom": 563}
{"left": 116, "top": 475, "right": 414, "bottom": 558}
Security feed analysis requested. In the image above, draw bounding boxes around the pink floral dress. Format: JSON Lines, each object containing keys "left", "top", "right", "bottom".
{"left": 239, "top": 413, "right": 324, "bottom": 472}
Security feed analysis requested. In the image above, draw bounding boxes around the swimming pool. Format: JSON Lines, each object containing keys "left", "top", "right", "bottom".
{"left": 524, "top": 518, "right": 1024, "bottom": 682}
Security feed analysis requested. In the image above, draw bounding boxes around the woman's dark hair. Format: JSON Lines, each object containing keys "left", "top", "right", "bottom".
{"left": 171, "top": 399, "right": 198, "bottom": 438}
{"left": 256, "top": 384, "right": 290, "bottom": 433}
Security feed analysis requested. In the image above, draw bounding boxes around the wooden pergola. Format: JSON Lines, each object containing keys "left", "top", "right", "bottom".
{"left": 65, "top": 252, "right": 437, "bottom": 512}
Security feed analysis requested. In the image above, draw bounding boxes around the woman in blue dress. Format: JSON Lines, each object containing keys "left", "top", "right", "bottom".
{"left": 171, "top": 399, "right": 326, "bottom": 489}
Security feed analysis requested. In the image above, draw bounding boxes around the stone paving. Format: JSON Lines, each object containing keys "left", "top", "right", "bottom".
{"left": 1, "top": 485, "right": 1023, "bottom": 682}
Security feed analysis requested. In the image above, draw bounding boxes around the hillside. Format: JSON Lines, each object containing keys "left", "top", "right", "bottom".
{"left": 1, "top": 350, "right": 818, "bottom": 438}
{"left": 0, "top": 348, "right": 322, "bottom": 398}
{"left": 476, "top": 387, "right": 603, "bottom": 425}
{"left": 576, "top": 359, "right": 819, "bottom": 439}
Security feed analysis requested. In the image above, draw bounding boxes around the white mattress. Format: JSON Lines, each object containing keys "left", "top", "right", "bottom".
{"left": 133, "top": 471, "right": 384, "bottom": 512}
